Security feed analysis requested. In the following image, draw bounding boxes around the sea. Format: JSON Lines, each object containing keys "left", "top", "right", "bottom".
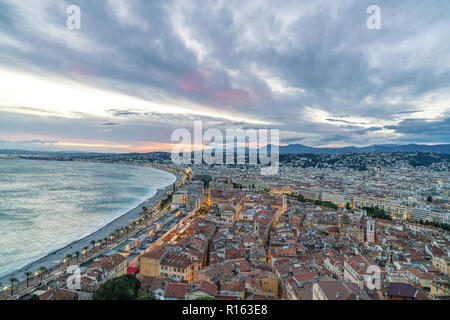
{"left": 0, "top": 158, "right": 176, "bottom": 279}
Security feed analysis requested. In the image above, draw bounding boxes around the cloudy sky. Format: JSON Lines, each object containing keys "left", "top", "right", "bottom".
{"left": 0, "top": 0, "right": 449, "bottom": 153}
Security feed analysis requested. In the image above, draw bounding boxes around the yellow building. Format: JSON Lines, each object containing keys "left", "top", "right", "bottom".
{"left": 139, "top": 248, "right": 165, "bottom": 277}
{"left": 429, "top": 280, "right": 450, "bottom": 300}
{"left": 257, "top": 275, "right": 279, "bottom": 297}
{"left": 270, "top": 186, "right": 292, "bottom": 195}
{"left": 353, "top": 195, "right": 411, "bottom": 219}
{"left": 432, "top": 256, "right": 450, "bottom": 276}
{"left": 139, "top": 249, "right": 199, "bottom": 282}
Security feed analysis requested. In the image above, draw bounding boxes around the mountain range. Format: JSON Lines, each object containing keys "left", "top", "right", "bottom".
{"left": 269, "top": 143, "right": 450, "bottom": 154}
{"left": 1, "top": 143, "right": 450, "bottom": 156}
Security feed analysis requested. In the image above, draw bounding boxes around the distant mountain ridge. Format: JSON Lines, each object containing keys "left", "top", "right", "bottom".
{"left": 271, "top": 143, "right": 450, "bottom": 154}
{"left": 1, "top": 143, "right": 450, "bottom": 156}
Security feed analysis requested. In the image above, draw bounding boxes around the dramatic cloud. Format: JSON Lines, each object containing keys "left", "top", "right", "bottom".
{"left": 0, "top": 0, "right": 449, "bottom": 151}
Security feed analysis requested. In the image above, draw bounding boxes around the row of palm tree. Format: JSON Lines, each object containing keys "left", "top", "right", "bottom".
{"left": 4, "top": 186, "right": 172, "bottom": 298}
{"left": 2, "top": 264, "right": 47, "bottom": 297}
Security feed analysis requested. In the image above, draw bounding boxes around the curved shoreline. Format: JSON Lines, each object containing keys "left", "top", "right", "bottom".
{"left": 0, "top": 161, "right": 182, "bottom": 283}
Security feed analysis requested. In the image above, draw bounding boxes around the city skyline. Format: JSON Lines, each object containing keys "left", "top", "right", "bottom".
{"left": 0, "top": 0, "right": 449, "bottom": 153}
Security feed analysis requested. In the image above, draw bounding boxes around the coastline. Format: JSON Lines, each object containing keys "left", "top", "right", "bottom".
{"left": 0, "top": 160, "right": 182, "bottom": 283}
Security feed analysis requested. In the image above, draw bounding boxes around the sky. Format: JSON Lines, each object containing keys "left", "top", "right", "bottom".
{"left": 0, "top": 0, "right": 449, "bottom": 153}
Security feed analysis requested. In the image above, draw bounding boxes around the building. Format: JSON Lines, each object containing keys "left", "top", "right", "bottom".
{"left": 171, "top": 191, "right": 187, "bottom": 209}
{"left": 321, "top": 191, "right": 345, "bottom": 206}
{"left": 88, "top": 253, "right": 127, "bottom": 283}
{"left": 366, "top": 218, "right": 375, "bottom": 243}
{"left": 164, "top": 283, "right": 187, "bottom": 300}
{"left": 353, "top": 195, "right": 411, "bottom": 219}
{"left": 160, "top": 254, "right": 198, "bottom": 282}
{"left": 39, "top": 288, "right": 79, "bottom": 301}
{"left": 139, "top": 248, "right": 165, "bottom": 278}
{"left": 343, "top": 256, "right": 381, "bottom": 290}
{"left": 313, "top": 281, "right": 378, "bottom": 300}
{"left": 297, "top": 187, "right": 320, "bottom": 201}
{"left": 432, "top": 256, "right": 450, "bottom": 276}
{"left": 412, "top": 206, "right": 431, "bottom": 221}
{"left": 429, "top": 280, "right": 450, "bottom": 300}
{"left": 186, "top": 280, "right": 218, "bottom": 300}
{"left": 384, "top": 282, "right": 418, "bottom": 300}
{"left": 139, "top": 249, "right": 200, "bottom": 282}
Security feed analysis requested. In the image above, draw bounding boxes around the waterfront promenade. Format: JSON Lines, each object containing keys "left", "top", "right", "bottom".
{"left": 0, "top": 164, "right": 187, "bottom": 300}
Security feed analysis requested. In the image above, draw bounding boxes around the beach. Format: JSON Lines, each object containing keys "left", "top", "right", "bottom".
{"left": 0, "top": 162, "right": 181, "bottom": 284}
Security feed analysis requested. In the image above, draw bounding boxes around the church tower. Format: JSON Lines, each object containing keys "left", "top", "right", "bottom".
{"left": 366, "top": 217, "right": 375, "bottom": 243}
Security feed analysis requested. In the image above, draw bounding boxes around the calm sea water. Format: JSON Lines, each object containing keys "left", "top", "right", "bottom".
{"left": 0, "top": 159, "right": 176, "bottom": 278}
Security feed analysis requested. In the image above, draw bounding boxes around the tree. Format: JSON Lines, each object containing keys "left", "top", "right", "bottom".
{"left": 345, "top": 202, "right": 351, "bottom": 210}
{"left": 9, "top": 278, "right": 18, "bottom": 296}
{"left": 215, "top": 281, "right": 221, "bottom": 292}
{"left": 137, "top": 292, "right": 157, "bottom": 300}
{"left": 29, "top": 294, "right": 40, "bottom": 300}
{"left": 91, "top": 240, "right": 96, "bottom": 252}
{"left": 75, "top": 251, "right": 80, "bottom": 263}
{"left": 25, "top": 272, "right": 32, "bottom": 288}
{"left": 83, "top": 246, "right": 89, "bottom": 258}
{"left": 65, "top": 254, "right": 72, "bottom": 267}
{"left": 363, "top": 206, "right": 391, "bottom": 221}
{"left": 427, "top": 195, "right": 433, "bottom": 203}
{"left": 194, "top": 296, "right": 218, "bottom": 300}
{"left": 38, "top": 266, "right": 47, "bottom": 282}
{"left": 94, "top": 274, "right": 141, "bottom": 300}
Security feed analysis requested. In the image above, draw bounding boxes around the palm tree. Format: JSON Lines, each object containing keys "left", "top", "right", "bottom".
{"left": 97, "top": 240, "right": 102, "bottom": 250}
{"left": 38, "top": 266, "right": 47, "bottom": 282}
{"left": 25, "top": 272, "right": 32, "bottom": 288}
{"left": 9, "top": 278, "right": 18, "bottom": 296}
{"left": 90, "top": 240, "right": 96, "bottom": 252}
{"left": 65, "top": 254, "right": 72, "bottom": 267}
{"left": 75, "top": 251, "right": 80, "bottom": 262}
{"left": 83, "top": 246, "right": 89, "bottom": 258}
